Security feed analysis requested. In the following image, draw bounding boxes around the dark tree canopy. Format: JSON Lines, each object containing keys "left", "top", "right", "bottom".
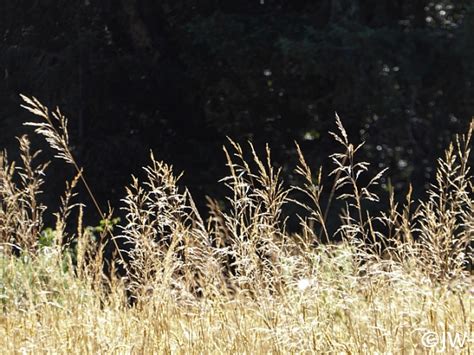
{"left": 1, "top": 1, "right": 473, "bottom": 224}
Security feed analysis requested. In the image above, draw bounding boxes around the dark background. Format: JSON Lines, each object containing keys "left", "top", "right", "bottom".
{"left": 1, "top": 1, "right": 473, "bottom": 228}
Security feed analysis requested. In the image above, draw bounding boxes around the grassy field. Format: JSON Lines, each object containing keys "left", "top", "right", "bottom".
{"left": 0, "top": 96, "right": 472, "bottom": 353}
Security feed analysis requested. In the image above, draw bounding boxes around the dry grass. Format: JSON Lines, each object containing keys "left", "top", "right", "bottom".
{"left": 0, "top": 96, "right": 472, "bottom": 353}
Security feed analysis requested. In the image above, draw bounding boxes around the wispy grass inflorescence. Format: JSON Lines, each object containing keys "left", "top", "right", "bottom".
{"left": 219, "top": 139, "right": 292, "bottom": 294}
{"left": 291, "top": 141, "right": 329, "bottom": 245}
{"left": 121, "top": 152, "right": 220, "bottom": 302}
{"left": 329, "top": 113, "right": 388, "bottom": 247}
{"left": 20, "top": 95, "right": 72, "bottom": 164}
{"left": 416, "top": 120, "right": 473, "bottom": 280}
{"left": 0, "top": 135, "right": 48, "bottom": 254}
{"left": 20, "top": 94, "right": 127, "bottom": 268}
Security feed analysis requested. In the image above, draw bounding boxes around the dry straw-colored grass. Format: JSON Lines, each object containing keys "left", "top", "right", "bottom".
{"left": 0, "top": 96, "right": 472, "bottom": 353}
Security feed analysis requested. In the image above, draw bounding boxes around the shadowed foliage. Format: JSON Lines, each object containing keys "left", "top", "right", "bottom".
{"left": 1, "top": 1, "right": 473, "bottom": 226}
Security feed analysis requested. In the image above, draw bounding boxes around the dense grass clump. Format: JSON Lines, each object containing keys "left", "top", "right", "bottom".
{"left": 0, "top": 96, "right": 472, "bottom": 353}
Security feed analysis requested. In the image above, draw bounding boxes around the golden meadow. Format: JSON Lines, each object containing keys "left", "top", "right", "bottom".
{"left": 0, "top": 96, "right": 472, "bottom": 353}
